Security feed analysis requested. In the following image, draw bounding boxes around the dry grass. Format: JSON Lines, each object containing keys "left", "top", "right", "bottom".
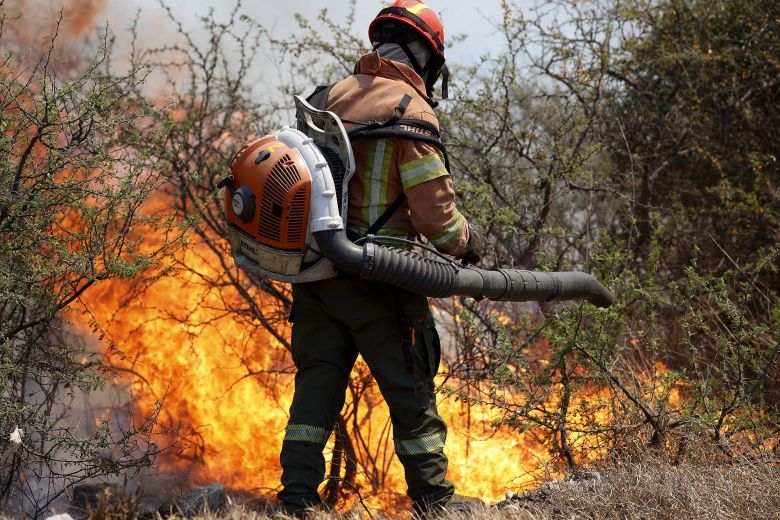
{"left": 155, "top": 461, "right": 780, "bottom": 520}
{"left": 493, "top": 460, "right": 780, "bottom": 520}
{"left": 5, "top": 460, "right": 777, "bottom": 520}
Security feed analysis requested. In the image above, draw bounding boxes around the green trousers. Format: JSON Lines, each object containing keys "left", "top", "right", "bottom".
{"left": 278, "top": 276, "right": 454, "bottom": 514}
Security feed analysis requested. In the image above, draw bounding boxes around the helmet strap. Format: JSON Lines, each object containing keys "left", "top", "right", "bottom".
{"left": 420, "top": 57, "right": 447, "bottom": 101}
{"left": 440, "top": 63, "right": 449, "bottom": 100}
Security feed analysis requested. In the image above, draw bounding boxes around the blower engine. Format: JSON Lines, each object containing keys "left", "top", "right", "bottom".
{"left": 223, "top": 96, "right": 613, "bottom": 308}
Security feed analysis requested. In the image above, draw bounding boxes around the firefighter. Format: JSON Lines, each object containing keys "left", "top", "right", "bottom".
{"left": 278, "top": 1, "right": 482, "bottom": 516}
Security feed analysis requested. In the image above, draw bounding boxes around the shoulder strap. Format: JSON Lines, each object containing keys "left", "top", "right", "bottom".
{"left": 390, "top": 94, "right": 413, "bottom": 125}
{"left": 315, "top": 89, "right": 445, "bottom": 166}
{"left": 341, "top": 93, "right": 413, "bottom": 130}
{"left": 364, "top": 193, "right": 407, "bottom": 237}
{"left": 348, "top": 121, "right": 450, "bottom": 172}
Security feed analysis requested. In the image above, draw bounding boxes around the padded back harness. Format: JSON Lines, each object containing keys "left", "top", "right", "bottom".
{"left": 306, "top": 84, "right": 450, "bottom": 240}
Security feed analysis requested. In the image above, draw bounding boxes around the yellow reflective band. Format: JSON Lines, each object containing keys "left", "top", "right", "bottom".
{"left": 430, "top": 212, "right": 466, "bottom": 249}
{"left": 364, "top": 139, "right": 394, "bottom": 225}
{"left": 407, "top": 3, "right": 429, "bottom": 15}
{"left": 394, "top": 431, "right": 446, "bottom": 456}
{"left": 399, "top": 153, "right": 448, "bottom": 190}
{"left": 284, "top": 423, "right": 330, "bottom": 445}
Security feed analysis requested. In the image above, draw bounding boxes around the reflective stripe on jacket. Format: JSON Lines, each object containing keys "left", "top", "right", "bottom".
{"left": 326, "top": 51, "right": 469, "bottom": 256}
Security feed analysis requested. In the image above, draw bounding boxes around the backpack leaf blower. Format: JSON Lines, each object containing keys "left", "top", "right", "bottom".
{"left": 222, "top": 97, "right": 613, "bottom": 308}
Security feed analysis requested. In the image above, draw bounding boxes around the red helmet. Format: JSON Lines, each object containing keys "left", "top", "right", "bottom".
{"left": 369, "top": 0, "right": 445, "bottom": 60}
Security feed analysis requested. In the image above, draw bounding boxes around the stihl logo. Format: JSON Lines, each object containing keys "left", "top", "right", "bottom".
{"left": 240, "top": 239, "right": 257, "bottom": 255}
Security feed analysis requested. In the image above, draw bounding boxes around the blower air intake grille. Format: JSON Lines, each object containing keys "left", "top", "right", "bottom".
{"left": 287, "top": 188, "right": 308, "bottom": 243}
{"left": 258, "top": 154, "right": 309, "bottom": 249}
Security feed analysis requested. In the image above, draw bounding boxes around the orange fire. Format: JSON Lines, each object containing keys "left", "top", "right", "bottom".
{"left": 64, "top": 191, "right": 702, "bottom": 516}
{"left": 72, "top": 201, "right": 600, "bottom": 512}
{"left": 65, "top": 191, "right": 701, "bottom": 517}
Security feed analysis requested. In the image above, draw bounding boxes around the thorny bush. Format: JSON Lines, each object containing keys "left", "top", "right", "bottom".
{"left": 0, "top": 0, "right": 778, "bottom": 514}
{"left": 0, "top": 9, "right": 187, "bottom": 516}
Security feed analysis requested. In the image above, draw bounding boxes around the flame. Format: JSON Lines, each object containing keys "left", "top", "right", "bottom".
{"left": 65, "top": 193, "right": 690, "bottom": 513}
{"left": 76, "top": 222, "right": 293, "bottom": 493}
{"left": 72, "top": 211, "right": 579, "bottom": 509}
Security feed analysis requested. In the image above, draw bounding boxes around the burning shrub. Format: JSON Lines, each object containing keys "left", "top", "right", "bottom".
{"left": 0, "top": 8, "right": 187, "bottom": 516}
{"left": 2, "top": 0, "right": 778, "bottom": 515}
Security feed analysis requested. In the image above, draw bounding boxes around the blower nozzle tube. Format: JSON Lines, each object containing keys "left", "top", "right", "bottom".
{"left": 315, "top": 230, "right": 613, "bottom": 307}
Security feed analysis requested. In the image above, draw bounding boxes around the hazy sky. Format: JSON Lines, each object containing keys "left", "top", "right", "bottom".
{"left": 16, "top": 0, "right": 534, "bottom": 112}
{"left": 16, "top": 1, "right": 536, "bottom": 68}
{"left": 121, "top": 0, "right": 525, "bottom": 66}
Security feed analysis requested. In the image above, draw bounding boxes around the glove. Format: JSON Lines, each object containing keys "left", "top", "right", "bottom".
{"left": 457, "top": 223, "right": 483, "bottom": 265}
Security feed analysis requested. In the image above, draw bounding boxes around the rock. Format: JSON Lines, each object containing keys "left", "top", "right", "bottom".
{"left": 494, "top": 487, "right": 550, "bottom": 509}
{"left": 71, "top": 483, "right": 118, "bottom": 510}
{"left": 44, "top": 515, "right": 76, "bottom": 520}
{"left": 451, "top": 494, "right": 485, "bottom": 509}
{"left": 157, "top": 484, "right": 226, "bottom": 518}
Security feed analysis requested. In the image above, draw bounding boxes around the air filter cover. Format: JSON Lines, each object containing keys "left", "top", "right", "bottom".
{"left": 224, "top": 99, "right": 354, "bottom": 282}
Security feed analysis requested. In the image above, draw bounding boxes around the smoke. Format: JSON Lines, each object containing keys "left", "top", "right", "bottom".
{"left": 0, "top": 0, "right": 111, "bottom": 77}
{"left": 62, "top": 0, "right": 108, "bottom": 36}
{"left": 2, "top": 0, "right": 108, "bottom": 41}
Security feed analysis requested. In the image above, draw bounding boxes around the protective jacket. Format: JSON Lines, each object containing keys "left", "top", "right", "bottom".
{"left": 325, "top": 51, "right": 470, "bottom": 255}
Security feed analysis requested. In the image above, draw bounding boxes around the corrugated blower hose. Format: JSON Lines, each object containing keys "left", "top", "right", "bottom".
{"left": 220, "top": 96, "right": 613, "bottom": 309}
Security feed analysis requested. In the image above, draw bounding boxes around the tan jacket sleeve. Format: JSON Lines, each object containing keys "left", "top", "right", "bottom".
{"left": 396, "top": 140, "right": 470, "bottom": 256}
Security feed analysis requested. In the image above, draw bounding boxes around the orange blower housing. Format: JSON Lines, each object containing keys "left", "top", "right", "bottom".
{"left": 225, "top": 135, "right": 312, "bottom": 275}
